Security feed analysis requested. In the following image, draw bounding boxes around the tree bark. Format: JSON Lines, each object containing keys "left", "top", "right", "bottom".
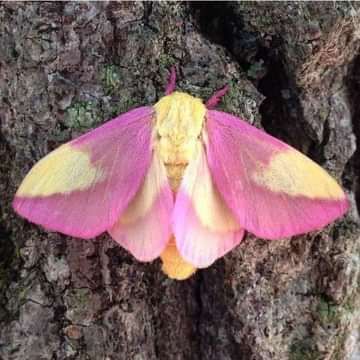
{"left": 1, "top": 2, "right": 360, "bottom": 359}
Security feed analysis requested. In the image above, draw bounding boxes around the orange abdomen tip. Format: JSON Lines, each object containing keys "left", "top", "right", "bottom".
{"left": 160, "top": 237, "right": 196, "bottom": 280}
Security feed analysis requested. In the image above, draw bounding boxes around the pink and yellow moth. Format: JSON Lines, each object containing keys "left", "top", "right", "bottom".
{"left": 13, "top": 68, "right": 349, "bottom": 280}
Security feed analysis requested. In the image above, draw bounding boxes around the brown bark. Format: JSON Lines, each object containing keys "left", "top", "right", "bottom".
{"left": 1, "top": 2, "right": 360, "bottom": 359}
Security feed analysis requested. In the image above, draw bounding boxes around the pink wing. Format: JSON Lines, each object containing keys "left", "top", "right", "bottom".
{"left": 173, "top": 143, "right": 245, "bottom": 268}
{"left": 108, "top": 151, "right": 173, "bottom": 261}
{"left": 13, "top": 107, "right": 154, "bottom": 239}
{"left": 206, "top": 110, "right": 349, "bottom": 239}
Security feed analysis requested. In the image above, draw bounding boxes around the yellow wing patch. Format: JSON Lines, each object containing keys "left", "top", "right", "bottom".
{"left": 252, "top": 149, "right": 345, "bottom": 200}
{"left": 16, "top": 144, "right": 104, "bottom": 197}
{"left": 183, "top": 143, "right": 241, "bottom": 232}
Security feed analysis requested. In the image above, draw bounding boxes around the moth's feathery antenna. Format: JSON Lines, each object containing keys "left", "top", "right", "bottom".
{"left": 206, "top": 85, "right": 229, "bottom": 109}
{"left": 165, "top": 66, "right": 177, "bottom": 95}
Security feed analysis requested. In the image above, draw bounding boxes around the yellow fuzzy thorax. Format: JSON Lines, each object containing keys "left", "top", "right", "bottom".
{"left": 154, "top": 92, "right": 206, "bottom": 182}
{"left": 154, "top": 92, "right": 206, "bottom": 279}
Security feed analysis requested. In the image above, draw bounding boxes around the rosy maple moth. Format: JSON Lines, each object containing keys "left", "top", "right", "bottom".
{"left": 13, "top": 68, "right": 349, "bottom": 280}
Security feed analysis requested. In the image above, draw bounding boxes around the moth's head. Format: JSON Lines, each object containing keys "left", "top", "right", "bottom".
{"left": 154, "top": 91, "right": 206, "bottom": 144}
{"left": 153, "top": 67, "right": 228, "bottom": 164}
{"left": 154, "top": 91, "right": 205, "bottom": 164}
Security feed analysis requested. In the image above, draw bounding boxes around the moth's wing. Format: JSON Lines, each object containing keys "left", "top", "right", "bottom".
{"left": 173, "top": 142, "right": 245, "bottom": 268}
{"left": 206, "top": 110, "right": 349, "bottom": 240}
{"left": 13, "top": 107, "right": 154, "bottom": 239}
{"left": 108, "top": 150, "right": 173, "bottom": 261}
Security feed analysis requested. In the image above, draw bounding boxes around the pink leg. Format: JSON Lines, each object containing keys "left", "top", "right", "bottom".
{"left": 205, "top": 85, "right": 229, "bottom": 109}
{"left": 165, "top": 66, "right": 177, "bottom": 95}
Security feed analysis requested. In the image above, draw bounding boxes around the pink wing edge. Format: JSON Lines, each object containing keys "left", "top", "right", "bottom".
{"left": 108, "top": 152, "right": 174, "bottom": 262}
{"left": 173, "top": 190, "right": 245, "bottom": 268}
{"left": 172, "top": 144, "right": 245, "bottom": 268}
{"left": 205, "top": 109, "right": 349, "bottom": 240}
{"left": 13, "top": 107, "right": 155, "bottom": 240}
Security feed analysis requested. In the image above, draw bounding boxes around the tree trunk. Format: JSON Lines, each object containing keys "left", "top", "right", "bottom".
{"left": 1, "top": 2, "right": 360, "bottom": 359}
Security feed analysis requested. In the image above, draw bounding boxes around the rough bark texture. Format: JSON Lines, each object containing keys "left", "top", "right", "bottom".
{"left": 1, "top": 2, "right": 360, "bottom": 359}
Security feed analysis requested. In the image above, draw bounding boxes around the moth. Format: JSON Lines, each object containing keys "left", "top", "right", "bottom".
{"left": 13, "top": 68, "right": 349, "bottom": 280}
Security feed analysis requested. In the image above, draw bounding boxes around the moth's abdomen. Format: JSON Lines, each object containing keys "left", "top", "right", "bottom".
{"left": 160, "top": 236, "right": 196, "bottom": 280}
{"left": 153, "top": 91, "right": 206, "bottom": 279}
{"left": 165, "top": 163, "right": 188, "bottom": 192}
{"left": 156, "top": 143, "right": 198, "bottom": 279}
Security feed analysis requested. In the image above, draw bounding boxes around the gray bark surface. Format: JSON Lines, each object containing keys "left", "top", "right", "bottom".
{"left": 1, "top": 2, "right": 360, "bottom": 359}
